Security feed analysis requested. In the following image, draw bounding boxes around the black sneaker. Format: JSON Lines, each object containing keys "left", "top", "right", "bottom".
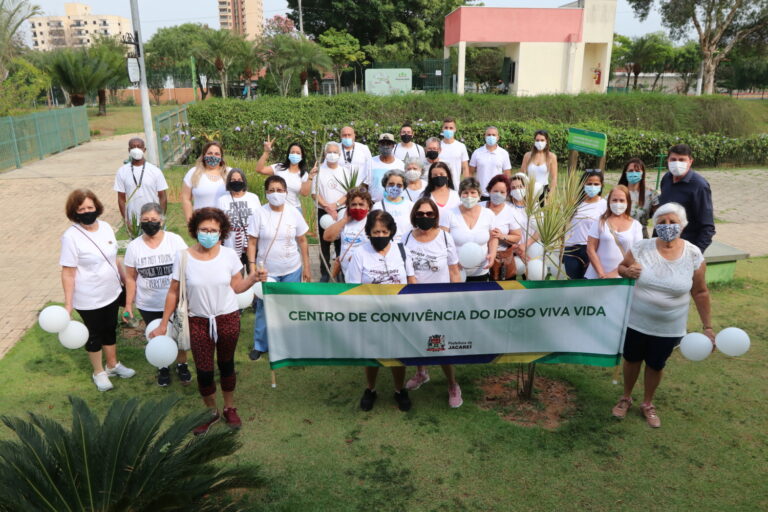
{"left": 176, "top": 363, "right": 192, "bottom": 385}
{"left": 157, "top": 367, "right": 171, "bottom": 387}
{"left": 249, "top": 349, "right": 263, "bottom": 361}
{"left": 394, "top": 389, "right": 412, "bottom": 412}
{"left": 360, "top": 388, "right": 377, "bottom": 411}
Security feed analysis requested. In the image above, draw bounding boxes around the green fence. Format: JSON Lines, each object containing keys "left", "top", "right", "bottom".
{"left": 153, "top": 103, "right": 192, "bottom": 169}
{"left": 0, "top": 107, "right": 90, "bottom": 171}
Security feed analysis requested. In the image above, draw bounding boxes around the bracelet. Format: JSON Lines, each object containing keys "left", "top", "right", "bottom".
{"left": 249, "top": 261, "right": 256, "bottom": 264}
{"left": 703, "top": 326, "right": 713, "bottom": 330}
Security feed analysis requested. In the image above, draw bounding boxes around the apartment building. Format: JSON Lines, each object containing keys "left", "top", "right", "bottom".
{"left": 218, "top": 0, "right": 263, "bottom": 40}
{"left": 29, "top": 3, "right": 131, "bottom": 51}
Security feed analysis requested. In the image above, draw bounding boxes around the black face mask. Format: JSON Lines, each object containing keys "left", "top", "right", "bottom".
{"left": 430, "top": 175, "right": 449, "bottom": 188}
{"left": 414, "top": 216, "right": 437, "bottom": 230}
{"left": 76, "top": 211, "right": 99, "bottom": 225}
{"left": 370, "top": 236, "right": 391, "bottom": 252}
{"left": 141, "top": 221, "right": 162, "bottom": 236}
{"left": 229, "top": 181, "right": 246, "bottom": 192}
{"left": 425, "top": 150, "right": 439, "bottom": 160}
{"left": 400, "top": 134, "right": 413, "bottom": 143}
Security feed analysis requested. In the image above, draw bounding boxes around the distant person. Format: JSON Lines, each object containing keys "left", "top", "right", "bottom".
{"left": 394, "top": 122, "right": 425, "bottom": 161}
{"left": 339, "top": 125, "right": 373, "bottom": 176}
{"left": 114, "top": 137, "right": 167, "bottom": 236}
{"left": 618, "top": 158, "right": 658, "bottom": 238}
{"left": 563, "top": 170, "right": 606, "bottom": 279}
{"left": 439, "top": 117, "right": 469, "bottom": 186}
{"left": 372, "top": 169, "right": 413, "bottom": 243}
{"left": 216, "top": 169, "right": 261, "bottom": 270}
{"left": 255, "top": 139, "right": 316, "bottom": 211}
{"left": 423, "top": 137, "right": 443, "bottom": 178}
{"left": 469, "top": 125, "right": 512, "bottom": 200}
{"left": 364, "top": 133, "right": 405, "bottom": 203}
{"left": 520, "top": 130, "right": 558, "bottom": 202}
{"left": 182, "top": 141, "right": 230, "bottom": 221}
{"left": 657, "top": 144, "right": 715, "bottom": 252}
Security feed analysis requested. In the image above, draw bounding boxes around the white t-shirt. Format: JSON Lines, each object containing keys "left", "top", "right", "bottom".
{"left": 273, "top": 163, "right": 309, "bottom": 209}
{"left": 337, "top": 211, "right": 367, "bottom": 274}
{"left": 345, "top": 241, "right": 415, "bottom": 284}
{"left": 340, "top": 141, "right": 372, "bottom": 176}
{"left": 404, "top": 181, "right": 427, "bottom": 202}
{"left": 426, "top": 189, "right": 461, "bottom": 228}
{"left": 527, "top": 160, "right": 550, "bottom": 186}
{"left": 124, "top": 232, "right": 188, "bottom": 311}
{"left": 584, "top": 218, "right": 643, "bottom": 279}
{"left": 628, "top": 239, "right": 704, "bottom": 337}
{"left": 567, "top": 198, "right": 607, "bottom": 246}
{"left": 365, "top": 156, "right": 405, "bottom": 203}
{"left": 403, "top": 229, "right": 459, "bottom": 284}
{"left": 447, "top": 206, "right": 495, "bottom": 277}
{"left": 470, "top": 145, "right": 512, "bottom": 193}
{"left": 113, "top": 161, "right": 168, "bottom": 223}
{"left": 59, "top": 221, "right": 122, "bottom": 310}
{"left": 394, "top": 142, "right": 425, "bottom": 162}
{"left": 482, "top": 202, "right": 520, "bottom": 250}
{"left": 171, "top": 247, "right": 241, "bottom": 318}
{"left": 247, "top": 204, "right": 309, "bottom": 277}
{"left": 440, "top": 140, "right": 469, "bottom": 186}
{"left": 183, "top": 167, "right": 229, "bottom": 210}
{"left": 313, "top": 163, "right": 347, "bottom": 207}
{"left": 373, "top": 197, "right": 414, "bottom": 243}
{"left": 217, "top": 192, "right": 261, "bottom": 257}
{"left": 509, "top": 203, "right": 538, "bottom": 244}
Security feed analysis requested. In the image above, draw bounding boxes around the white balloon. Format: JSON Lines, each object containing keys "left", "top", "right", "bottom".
{"left": 319, "top": 214, "right": 334, "bottom": 230}
{"left": 527, "top": 242, "right": 544, "bottom": 260}
{"left": 145, "top": 318, "right": 163, "bottom": 340}
{"left": 236, "top": 288, "right": 254, "bottom": 309}
{"left": 252, "top": 281, "right": 264, "bottom": 300}
{"left": 716, "top": 327, "right": 750, "bottom": 357}
{"left": 458, "top": 242, "right": 485, "bottom": 269}
{"left": 514, "top": 256, "right": 526, "bottom": 275}
{"left": 58, "top": 320, "right": 89, "bottom": 349}
{"left": 39, "top": 305, "right": 70, "bottom": 333}
{"left": 145, "top": 335, "right": 178, "bottom": 368}
{"left": 679, "top": 332, "right": 713, "bottom": 361}
{"left": 525, "top": 259, "right": 546, "bottom": 281}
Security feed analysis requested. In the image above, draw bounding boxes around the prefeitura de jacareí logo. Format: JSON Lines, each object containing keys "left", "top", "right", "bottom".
{"left": 426, "top": 334, "right": 445, "bottom": 352}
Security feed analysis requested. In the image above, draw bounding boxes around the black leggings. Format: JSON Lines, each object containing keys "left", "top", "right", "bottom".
{"left": 77, "top": 299, "right": 119, "bottom": 353}
{"left": 138, "top": 309, "right": 164, "bottom": 325}
{"left": 466, "top": 273, "right": 490, "bottom": 282}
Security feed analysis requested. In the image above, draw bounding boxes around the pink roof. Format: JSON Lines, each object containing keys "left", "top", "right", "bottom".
{"left": 444, "top": 6, "right": 584, "bottom": 46}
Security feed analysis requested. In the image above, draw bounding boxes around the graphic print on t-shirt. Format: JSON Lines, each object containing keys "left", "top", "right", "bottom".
{"left": 409, "top": 247, "right": 440, "bottom": 273}
{"left": 225, "top": 200, "right": 252, "bottom": 253}
{"left": 135, "top": 253, "right": 175, "bottom": 289}
{"left": 368, "top": 255, "right": 405, "bottom": 284}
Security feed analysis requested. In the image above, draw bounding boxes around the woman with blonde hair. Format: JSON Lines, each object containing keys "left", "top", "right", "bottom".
{"left": 182, "top": 141, "right": 231, "bottom": 221}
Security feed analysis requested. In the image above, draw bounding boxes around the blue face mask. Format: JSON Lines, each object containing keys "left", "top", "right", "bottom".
{"left": 386, "top": 185, "right": 403, "bottom": 199}
{"left": 485, "top": 135, "right": 498, "bottom": 146}
{"left": 442, "top": 129, "right": 454, "bottom": 139}
{"left": 626, "top": 171, "right": 643, "bottom": 184}
{"left": 197, "top": 231, "right": 220, "bottom": 249}
{"left": 288, "top": 153, "right": 302, "bottom": 164}
{"left": 203, "top": 155, "right": 221, "bottom": 168}
{"left": 341, "top": 137, "right": 354, "bottom": 148}
{"left": 584, "top": 185, "right": 601, "bottom": 198}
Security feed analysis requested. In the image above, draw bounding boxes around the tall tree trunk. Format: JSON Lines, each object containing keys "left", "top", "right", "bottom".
{"left": 651, "top": 73, "right": 661, "bottom": 91}
{"left": 220, "top": 70, "right": 228, "bottom": 98}
{"left": 97, "top": 89, "right": 107, "bottom": 116}
{"left": 702, "top": 55, "right": 717, "bottom": 95}
{"left": 624, "top": 70, "right": 631, "bottom": 89}
{"left": 633, "top": 72, "right": 640, "bottom": 90}
{"left": 70, "top": 93, "right": 85, "bottom": 106}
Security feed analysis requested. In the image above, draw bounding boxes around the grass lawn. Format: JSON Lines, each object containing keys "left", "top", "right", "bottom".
{"left": 87, "top": 105, "right": 178, "bottom": 138}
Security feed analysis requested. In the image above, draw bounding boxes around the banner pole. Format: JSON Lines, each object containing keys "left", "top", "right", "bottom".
{"left": 271, "top": 370, "right": 277, "bottom": 388}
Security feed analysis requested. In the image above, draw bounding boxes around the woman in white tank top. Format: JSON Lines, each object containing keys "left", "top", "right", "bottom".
{"left": 520, "top": 130, "right": 558, "bottom": 202}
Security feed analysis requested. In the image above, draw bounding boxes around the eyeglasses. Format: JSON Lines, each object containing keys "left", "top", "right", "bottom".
{"left": 415, "top": 211, "right": 436, "bottom": 218}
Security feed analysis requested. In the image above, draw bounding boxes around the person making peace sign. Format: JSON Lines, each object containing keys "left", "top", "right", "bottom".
{"left": 255, "top": 135, "right": 317, "bottom": 212}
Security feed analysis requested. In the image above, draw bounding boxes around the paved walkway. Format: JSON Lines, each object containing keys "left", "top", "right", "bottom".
{"left": 0, "top": 139, "right": 765, "bottom": 358}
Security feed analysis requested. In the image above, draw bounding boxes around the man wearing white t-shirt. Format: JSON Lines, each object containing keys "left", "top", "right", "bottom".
{"left": 364, "top": 133, "right": 405, "bottom": 203}
{"left": 339, "top": 125, "right": 372, "bottom": 182}
{"left": 115, "top": 138, "right": 168, "bottom": 236}
{"left": 394, "top": 122, "right": 425, "bottom": 161}
{"left": 469, "top": 126, "right": 512, "bottom": 199}
{"left": 422, "top": 137, "right": 442, "bottom": 178}
{"left": 439, "top": 118, "right": 469, "bottom": 187}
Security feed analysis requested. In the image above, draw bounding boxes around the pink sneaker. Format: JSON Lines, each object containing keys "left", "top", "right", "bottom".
{"left": 640, "top": 403, "right": 661, "bottom": 428}
{"left": 405, "top": 370, "right": 430, "bottom": 391}
{"left": 448, "top": 384, "right": 463, "bottom": 408}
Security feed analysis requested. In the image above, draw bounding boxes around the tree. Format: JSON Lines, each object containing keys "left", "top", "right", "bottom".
{"left": 465, "top": 47, "right": 504, "bottom": 92}
{"left": 258, "top": 33, "right": 331, "bottom": 97}
{"left": 318, "top": 28, "right": 366, "bottom": 93}
{"left": 196, "top": 29, "right": 249, "bottom": 98}
{"left": 291, "top": 34, "right": 332, "bottom": 96}
{"left": 672, "top": 40, "right": 701, "bottom": 94}
{"left": 0, "top": 57, "right": 49, "bottom": 115}
{"left": 42, "top": 48, "right": 123, "bottom": 108}
{"left": 90, "top": 35, "right": 129, "bottom": 115}
{"left": 0, "top": 0, "right": 41, "bottom": 82}
{"left": 626, "top": 32, "right": 673, "bottom": 90}
{"left": 610, "top": 34, "right": 633, "bottom": 86}
{"left": 627, "top": 0, "right": 768, "bottom": 94}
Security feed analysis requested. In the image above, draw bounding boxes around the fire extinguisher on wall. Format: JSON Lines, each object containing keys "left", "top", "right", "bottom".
{"left": 593, "top": 64, "right": 602, "bottom": 85}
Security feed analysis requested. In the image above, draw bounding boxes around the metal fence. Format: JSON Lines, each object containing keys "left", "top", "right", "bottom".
{"left": 0, "top": 107, "right": 90, "bottom": 171}
{"left": 372, "top": 59, "right": 451, "bottom": 91}
{"left": 153, "top": 103, "right": 192, "bottom": 169}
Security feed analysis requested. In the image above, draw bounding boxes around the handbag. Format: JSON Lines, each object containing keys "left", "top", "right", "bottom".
{"left": 173, "top": 249, "right": 191, "bottom": 351}
{"left": 490, "top": 246, "right": 517, "bottom": 280}
{"left": 74, "top": 225, "right": 126, "bottom": 307}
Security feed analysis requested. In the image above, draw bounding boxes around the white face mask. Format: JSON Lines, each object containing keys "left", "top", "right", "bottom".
{"left": 460, "top": 196, "right": 479, "bottom": 209}
{"left": 325, "top": 153, "right": 340, "bottom": 164}
{"left": 266, "top": 192, "right": 287, "bottom": 207}
{"left": 534, "top": 140, "right": 547, "bottom": 151}
{"left": 405, "top": 170, "right": 422, "bottom": 182}
{"left": 610, "top": 201, "right": 627, "bottom": 215}
{"left": 510, "top": 189, "right": 525, "bottom": 202}
{"left": 129, "top": 148, "right": 144, "bottom": 161}
{"left": 668, "top": 161, "right": 689, "bottom": 177}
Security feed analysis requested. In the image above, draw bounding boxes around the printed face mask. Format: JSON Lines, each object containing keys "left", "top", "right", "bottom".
{"left": 461, "top": 196, "right": 479, "bottom": 209}
{"left": 668, "top": 161, "right": 689, "bottom": 177}
{"left": 442, "top": 129, "right": 454, "bottom": 139}
{"left": 430, "top": 175, "right": 449, "bottom": 188}
{"left": 197, "top": 231, "right": 220, "bottom": 249}
{"left": 288, "top": 153, "right": 302, "bottom": 164}
{"left": 141, "top": 221, "right": 162, "bottom": 236}
{"left": 204, "top": 155, "right": 222, "bottom": 167}
{"left": 425, "top": 150, "right": 439, "bottom": 160}
{"left": 584, "top": 185, "right": 601, "bottom": 198}
{"left": 485, "top": 135, "right": 498, "bottom": 146}
{"left": 534, "top": 140, "right": 547, "bottom": 151}
{"left": 266, "top": 192, "right": 287, "bottom": 207}
{"left": 341, "top": 137, "right": 354, "bottom": 148}
{"left": 510, "top": 189, "right": 525, "bottom": 202}
{"left": 610, "top": 201, "right": 627, "bottom": 215}
{"left": 76, "top": 211, "right": 99, "bottom": 225}
{"left": 349, "top": 208, "right": 368, "bottom": 221}
{"left": 370, "top": 236, "right": 390, "bottom": 252}
{"left": 400, "top": 134, "right": 413, "bottom": 143}
{"left": 228, "top": 181, "right": 246, "bottom": 192}
{"left": 129, "top": 148, "right": 144, "bottom": 161}
{"left": 626, "top": 171, "right": 643, "bottom": 184}
{"left": 656, "top": 223, "right": 682, "bottom": 242}
{"left": 325, "top": 153, "right": 340, "bottom": 164}
{"left": 385, "top": 185, "right": 403, "bottom": 199}
{"left": 405, "top": 170, "right": 421, "bottom": 182}
{"left": 489, "top": 191, "right": 507, "bottom": 205}
{"left": 414, "top": 216, "right": 437, "bottom": 230}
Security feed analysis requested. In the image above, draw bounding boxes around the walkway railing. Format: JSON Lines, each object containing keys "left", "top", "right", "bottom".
{"left": 0, "top": 107, "right": 90, "bottom": 171}
{"left": 153, "top": 104, "right": 192, "bottom": 169}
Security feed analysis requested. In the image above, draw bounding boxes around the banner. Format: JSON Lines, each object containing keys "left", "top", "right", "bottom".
{"left": 264, "top": 279, "right": 634, "bottom": 369}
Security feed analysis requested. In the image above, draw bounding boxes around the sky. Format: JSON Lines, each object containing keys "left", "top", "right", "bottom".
{"left": 24, "top": 0, "right": 669, "bottom": 42}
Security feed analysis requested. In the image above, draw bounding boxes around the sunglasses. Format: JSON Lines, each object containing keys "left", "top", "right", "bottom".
{"left": 415, "top": 211, "right": 436, "bottom": 218}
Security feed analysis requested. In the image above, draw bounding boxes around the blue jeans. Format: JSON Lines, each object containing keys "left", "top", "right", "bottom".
{"left": 563, "top": 245, "right": 589, "bottom": 279}
{"left": 253, "top": 266, "right": 303, "bottom": 352}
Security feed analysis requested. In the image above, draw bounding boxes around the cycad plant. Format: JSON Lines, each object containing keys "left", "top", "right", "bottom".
{"left": 43, "top": 48, "right": 122, "bottom": 108}
{"left": 0, "top": 396, "right": 263, "bottom": 512}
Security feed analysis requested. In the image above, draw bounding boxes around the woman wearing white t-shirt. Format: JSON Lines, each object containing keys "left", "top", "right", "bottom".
{"left": 313, "top": 141, "right": 346, "bottom": 282}
{"left": 520, "top": 130, "right": 558, "bottom": 202}
{"left": 60, "top": 189, "right": 135, "bottom": 392}
{"left": 564, "top": 171, "right": 607, "bottom": 279}
{"left": 216, "top": 169, "right": 261, "bottom": 268}
{"left": 323, "top": 187, "right": 372, "bottom": 280}
{"left": 508, "top": 173, "right": 541, "bottom": 260}
{"left": 247, "top": 175, "right": 311, "bottom": 360}
{"left": 483, "top": 175, "right": 523, "bottom": 280}
{"left": 447, "top": 177, "right": 498, "bottom": 282}
{"left": 347, "top": 210, "right": 416, "bottom": 413}
{"left": 372, "top": 169, "right": 413, "bottom": 243}
{"left": 151, "top": 207, "right": 266, "bottom": 436}
{"left": 403, "top": 158, "right": 427, "bottom": 202}
{"left": 255, "top": 138, "right": 317, "bottom": 210}
{"left": 613, "top": 203, "right": 714, "bottom": 428}
{"left": 124, "top": 202, "right": 190, "bottom": 387}
{"left": 422, "top": 161, "right": 460, "bottom": 228}
{"left": 182, "top": 141, "right": 230, "bottom": 221}
{"left": 403, "top": 197, "right": 464, "bottom": 408}
{"left": 585, "top": 185, "right": 643, "bottom": 279}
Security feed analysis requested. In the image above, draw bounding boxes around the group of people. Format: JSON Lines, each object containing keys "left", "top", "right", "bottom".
{"left": 58, "top": 125, "right": 716, "bottom": 433}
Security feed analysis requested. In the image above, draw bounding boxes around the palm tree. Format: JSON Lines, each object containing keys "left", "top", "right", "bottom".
{"left": 0, "top": 0, "right": 42, "bottom": 82}
{"left": 197, "top": 29, "right": 248, "bottom": 98}
{"left": 0, "top": 395, "right": 263, "bottom": 512}
{"left": 627, "top": 33, "right": 673, "bottom": 91}
{"left": 43, "top": 48, "right": 122, "bottom": 110}
{"left": 290, "top": 35, "right": 332, "bottom": 97}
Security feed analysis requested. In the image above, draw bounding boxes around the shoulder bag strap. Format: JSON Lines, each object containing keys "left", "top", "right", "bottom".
{"left": 605, "top": 220, "right": 627, "bottom": 257}
{"left": 73, "top": 225, "right": 122, "bottom": 284}
{"left": 179, "top": 249, "right": 188, "bottom": 303}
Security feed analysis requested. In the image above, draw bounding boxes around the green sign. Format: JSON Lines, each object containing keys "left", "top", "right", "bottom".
{"left": 567, "top": 128, "right": 607, "bottom": 157}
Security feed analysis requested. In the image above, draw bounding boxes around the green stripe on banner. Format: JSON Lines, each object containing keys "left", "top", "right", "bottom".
{"left": 270, "top": 358, "right": 381, "bottom": 369}
{"left": 535, "top": 352, "right": 621, "bottom": 367}
{"left": 264, "top": 282, "right": 356, "bottom": 295}
{"left": 519, "top": 278, "right": 635, "bottom": 289}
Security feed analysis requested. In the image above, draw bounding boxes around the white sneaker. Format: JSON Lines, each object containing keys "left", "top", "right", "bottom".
{"left": 106, "top": 362, "right": 136, "bottom": 379}
{"left": 93, "top": 371, "right": 114, "bottom": 392}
